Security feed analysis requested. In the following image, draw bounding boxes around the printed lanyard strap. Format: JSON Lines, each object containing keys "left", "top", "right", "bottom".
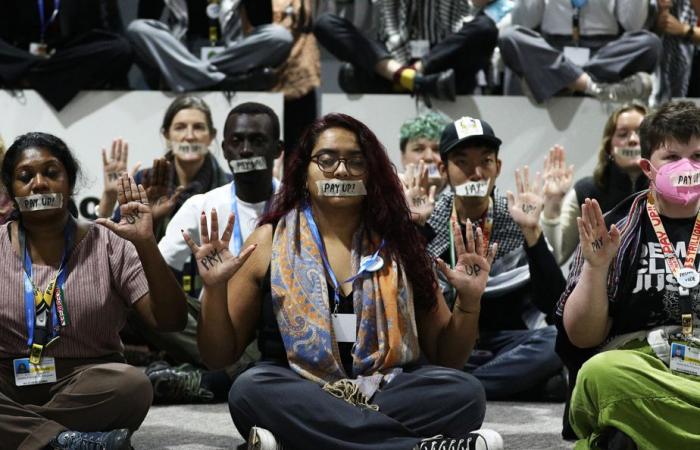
{"left": 230, "top": 180, "right": 278, "bottom": 255}
{"left": 570, "top": 0, "right": 586, "bottom": 45}
{"left": 302, "top": 203, "right": 384, "bottom": 313}
{"left": 646, "top": 194, "right": 699, "bottom": 336}
{"left": 37, "top": 0, "right": 61, "bottom": 43}
{"left": 20, "top": 216, "right": 75, "bottom": 363}
{"left": 449, "top": 197, "right": 493, "bottom": 269}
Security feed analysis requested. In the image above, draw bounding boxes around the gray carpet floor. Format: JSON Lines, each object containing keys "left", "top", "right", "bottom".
{"left": 132, "top": 401, "right": 575, "bottom": 449}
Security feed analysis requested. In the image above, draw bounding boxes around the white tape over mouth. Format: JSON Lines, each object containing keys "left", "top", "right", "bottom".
{"left": 454, "top": 179, "right": 490, "bottom": 197}
{"left": 614, "top": 147, "right": 642, "bottom": 159}
{"left": 229, "top": 157, "right": 268, "bottom": 173}
{"left": 316, "top": 180, "right": 367, "bottom": 197}
{"left": 16, "top": 193, "right": 63, "bottom": 211}
{"left": 172, "top": 142, "right": 208, "bottom": 156}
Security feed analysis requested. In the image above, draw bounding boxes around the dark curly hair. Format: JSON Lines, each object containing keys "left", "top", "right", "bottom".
{"left": 260, "top": 113, "right": 438, "bottom": 310}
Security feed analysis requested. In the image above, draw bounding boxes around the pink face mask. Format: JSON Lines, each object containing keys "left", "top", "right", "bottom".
{"left": 652, "top": 158, "right": 700, "bottom": 205}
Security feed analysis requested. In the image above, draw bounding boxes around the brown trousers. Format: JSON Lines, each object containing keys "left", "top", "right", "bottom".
{"left": 0, "top": 356, "right": 152, "bottom": 450}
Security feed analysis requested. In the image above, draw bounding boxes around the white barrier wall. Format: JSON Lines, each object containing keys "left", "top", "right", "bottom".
{"left": 0, "top": 90, "right": 283, "bottom": 218}
{"left": 323, "top": 94, "right": 653, "bottom": 195}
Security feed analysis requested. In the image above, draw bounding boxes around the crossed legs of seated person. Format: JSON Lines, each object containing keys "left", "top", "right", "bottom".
{"left": 0, "top": 357, "right": 151, "bottom": 450}
{"left": 467, "top": 326, "right": 567, "bottom": 401}
{"left": 229, "top": 362, "right": 503, "bottom": 450}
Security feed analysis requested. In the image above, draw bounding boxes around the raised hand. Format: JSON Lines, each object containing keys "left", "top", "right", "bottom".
{"left": 577, "top": 198, "right": 620, "bottom": 268}
{"left": 102, "top": 139, "right": 129, "bottom": 196}
{"left": 542, "top": 145, "right": 574, "bottom": 199}
{"left": 403, "top": 161, "right": 437, "bottom": 225}
{"left": 507, "top": 166, "right": 544, "bottom": 230}
{"left": 436, "top": 218, "right": 497, "bottom": 308}
{"left": 182, "top": 208, "right": 256, "bottom": 287}
{"left": 96, "top": 173, "right": 154, "bottom": 243}
{"left": 142, "top": 158, "right": 184, "bottom": 222}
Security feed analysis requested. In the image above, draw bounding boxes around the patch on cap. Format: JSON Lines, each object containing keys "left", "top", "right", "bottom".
{"left": 455, "top": 117, "right": 484, "bottom": 140}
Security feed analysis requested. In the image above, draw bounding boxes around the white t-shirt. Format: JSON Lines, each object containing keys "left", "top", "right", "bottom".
{"left": 158, "top": 182, "right": 275, "bottom": 271}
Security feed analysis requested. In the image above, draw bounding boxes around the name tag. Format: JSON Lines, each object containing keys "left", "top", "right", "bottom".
{"left": 409, "top": 40, "right": 430, "bottom": 59}
{"left": 29, "top": 42, "right": 49, "bottom": 57}
{"left": 316, "top": 180, "right": 367, "bottom": 197}
{"left": 563, "top": 46, "right": 591, "bottom": 67}
{"left": 14, "top": 357, "right": 57, "bottom": 386}
{"left": 332, "top": 313, "right": 357, "bottom": 343}
{"left": 200, "top": 46, "right": 225, "bottom": 61}
{"left": 229, "top": 157, "right": 268, "bottom": 174}
{"left": 670, "top": 342, "right": 700, "bottom": 377}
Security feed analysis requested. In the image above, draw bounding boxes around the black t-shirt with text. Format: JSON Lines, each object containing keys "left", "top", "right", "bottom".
{"left": 619, "top": 213, "right": 700, "bottom": 332}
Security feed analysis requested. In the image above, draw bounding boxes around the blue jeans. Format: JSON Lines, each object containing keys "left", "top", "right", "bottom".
{"left": 467, "top": 325, "right": 562, "bottom": 399}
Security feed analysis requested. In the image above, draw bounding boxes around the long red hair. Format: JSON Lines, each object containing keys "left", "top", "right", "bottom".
{"left": 261, "top": 113, "right": 437, "bottom": 310}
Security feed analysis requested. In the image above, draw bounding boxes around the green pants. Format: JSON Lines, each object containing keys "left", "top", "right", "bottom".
{"left": 570, "top": 342, "right": 700, "bottom": 450}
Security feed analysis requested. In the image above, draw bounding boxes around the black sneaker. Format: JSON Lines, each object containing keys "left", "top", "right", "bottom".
{"left": 50, "top": 429, "right": 131, "bottom": 450}
{"left": 413, "top": 68, "right": 457, "bottom": 102}
{"left": 217, "top": 67, "right": 277, "bottom": 92}
{"left": 145, "top": 360, "right": 214, "bottom": 403}
{"left": 414, "top": 429, "right": 504, "bottom": 450}
{"left": 337, "top": 62, "right": 393, "bottom": 94}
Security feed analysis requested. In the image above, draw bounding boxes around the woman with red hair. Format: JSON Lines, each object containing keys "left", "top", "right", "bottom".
{"left": 184, "top": 113, "right": 502, "bottom": 450}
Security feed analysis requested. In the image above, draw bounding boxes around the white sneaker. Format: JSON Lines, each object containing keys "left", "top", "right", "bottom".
{"left": 592, "top": 72, "right": 652, "bottom": 104}
{"left": 248, "top": 426, "right": 283, "bottom": 450}
{"left": 415, "top": 429, "right": 504, "bottom": 450}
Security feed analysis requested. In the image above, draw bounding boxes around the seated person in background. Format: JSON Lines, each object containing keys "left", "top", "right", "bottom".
{"left": 128, "top": 0, "right": 292, "bottom": 92}
{"left": 313, "top": 0, "right": 503, "bottom": 102}
{"left": 556, "top": 100, "right": 700, "bottom": 450}
{"left": 499, "top": 0, "right": 661, "bottom": 104}
{"left": 0, "top": 133, "right": 187, "bottom": 450}
{"left": 653, "top": 0, "right": 700, "bottom": 103}
{"left": 188, "top": 113, "right": 504, "bottom": 450}
{"left": 541, "top": 103, "right": 648, "bottom": 265}
{"left": 398, "top": 112, "right": 450, "bottom": 195}
{"left": 425, "top": 116, "right": 566, "bottom": 400}
{"left": 147, "top": 102, "right": 282, "bottom": 403}
{"left": 0, "top": 0, "right": 132, "bottom": 110}
{"left": 0, "top": 135, "right": 13, "bottom": 224}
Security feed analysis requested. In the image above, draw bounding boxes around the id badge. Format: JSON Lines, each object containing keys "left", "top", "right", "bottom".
{"left": 13, "top": 357, "right": 57, "bottom": 386}
{"left": 669, "top": 342, "right": 700, "bottom": 377}
{"left": 563, "top": 46, "right": 591, "bottom": 67}
{"left": 29, "top": 42, "right": 49, "bottom": 58}
{"left": 409, "top": 40, "right": 430, "bottom": 59}
{"left": 200, "top": 46, "right": 225, "bottom": 61}
{"left": 332, "top": 314, "right": 357, "bottom": 343}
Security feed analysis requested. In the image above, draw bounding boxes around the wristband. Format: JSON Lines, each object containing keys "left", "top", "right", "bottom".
{"left": 454, "top": 302, "right": 479, "bottom": 315}
{"left": 685, "top": 24, "right": 695, "bottom": 42}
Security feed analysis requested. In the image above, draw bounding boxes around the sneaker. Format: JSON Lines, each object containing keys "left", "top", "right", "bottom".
{"left": 592, "top": 72, "right": 652, "bottom": 104}
{"left": 248, "top": 426, "right": 283, "bottom": 450}
{"left": 414, "top": 68, "right": 457, "bottom": 102}
{"left": 415, "top": 429, "right": 504, "bottom": 450}
{"left": 50, "top": 429, "right": 131, "bottom": 450}
{"left": 217, "top": 67, "right": 277, "bottom": 92}
{"left": 145, "top": 360, "right": 214, "bottom": 403}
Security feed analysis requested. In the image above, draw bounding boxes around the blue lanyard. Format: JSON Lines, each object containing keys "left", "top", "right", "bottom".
{"left": 20, "top": 216, "right": 75, "bottom": 346}
{"left": 571, "top": 0, "right": 588, "bottom": 8}
{"left": 230, "top": 179, "right": 278, "bottom": 254}
{"left": 37, "top": 0, "right": 61, "bottom": 43}
{"left": 302, "top": 202, "right": 385, "bottom": 312}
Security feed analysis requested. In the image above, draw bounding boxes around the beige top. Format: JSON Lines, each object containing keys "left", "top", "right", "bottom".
{"left": 540, "top": 188, "right": 581, "bottom": 265}
{"left": 271, "top": 0, "right": 320, "bottom": 99}
{"left": 0, "top": 222, "right": 149, "bottom": 359}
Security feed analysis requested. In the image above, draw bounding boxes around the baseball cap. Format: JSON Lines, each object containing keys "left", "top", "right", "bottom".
{"left": 439, "top": 116, "right": 502, "bottom": 156}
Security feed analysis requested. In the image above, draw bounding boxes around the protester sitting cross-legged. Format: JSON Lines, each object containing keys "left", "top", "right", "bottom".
{"left": 184, "top": 113, "right": 504, "bottom": 450}
{"left": 498, "top": 0, "right": 661, "bottom": 104}
{"left": 0, "top": 133, "right": 188, "bottom": 450}
{"left": 147, "top": 102, "right": 283, "bottom": 404}
{"left": 424, "top": 116, "right": 566, "bottom": 401}
{"left": 541, "top": 103, "right": 648, "bottom": 265}
{"left": 556, "top": 101, "right": 700, "bottom": 450}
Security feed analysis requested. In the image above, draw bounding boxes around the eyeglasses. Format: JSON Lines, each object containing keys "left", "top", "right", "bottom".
{"left": 311, "top": 153, "right": 367, "bottom": 176}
